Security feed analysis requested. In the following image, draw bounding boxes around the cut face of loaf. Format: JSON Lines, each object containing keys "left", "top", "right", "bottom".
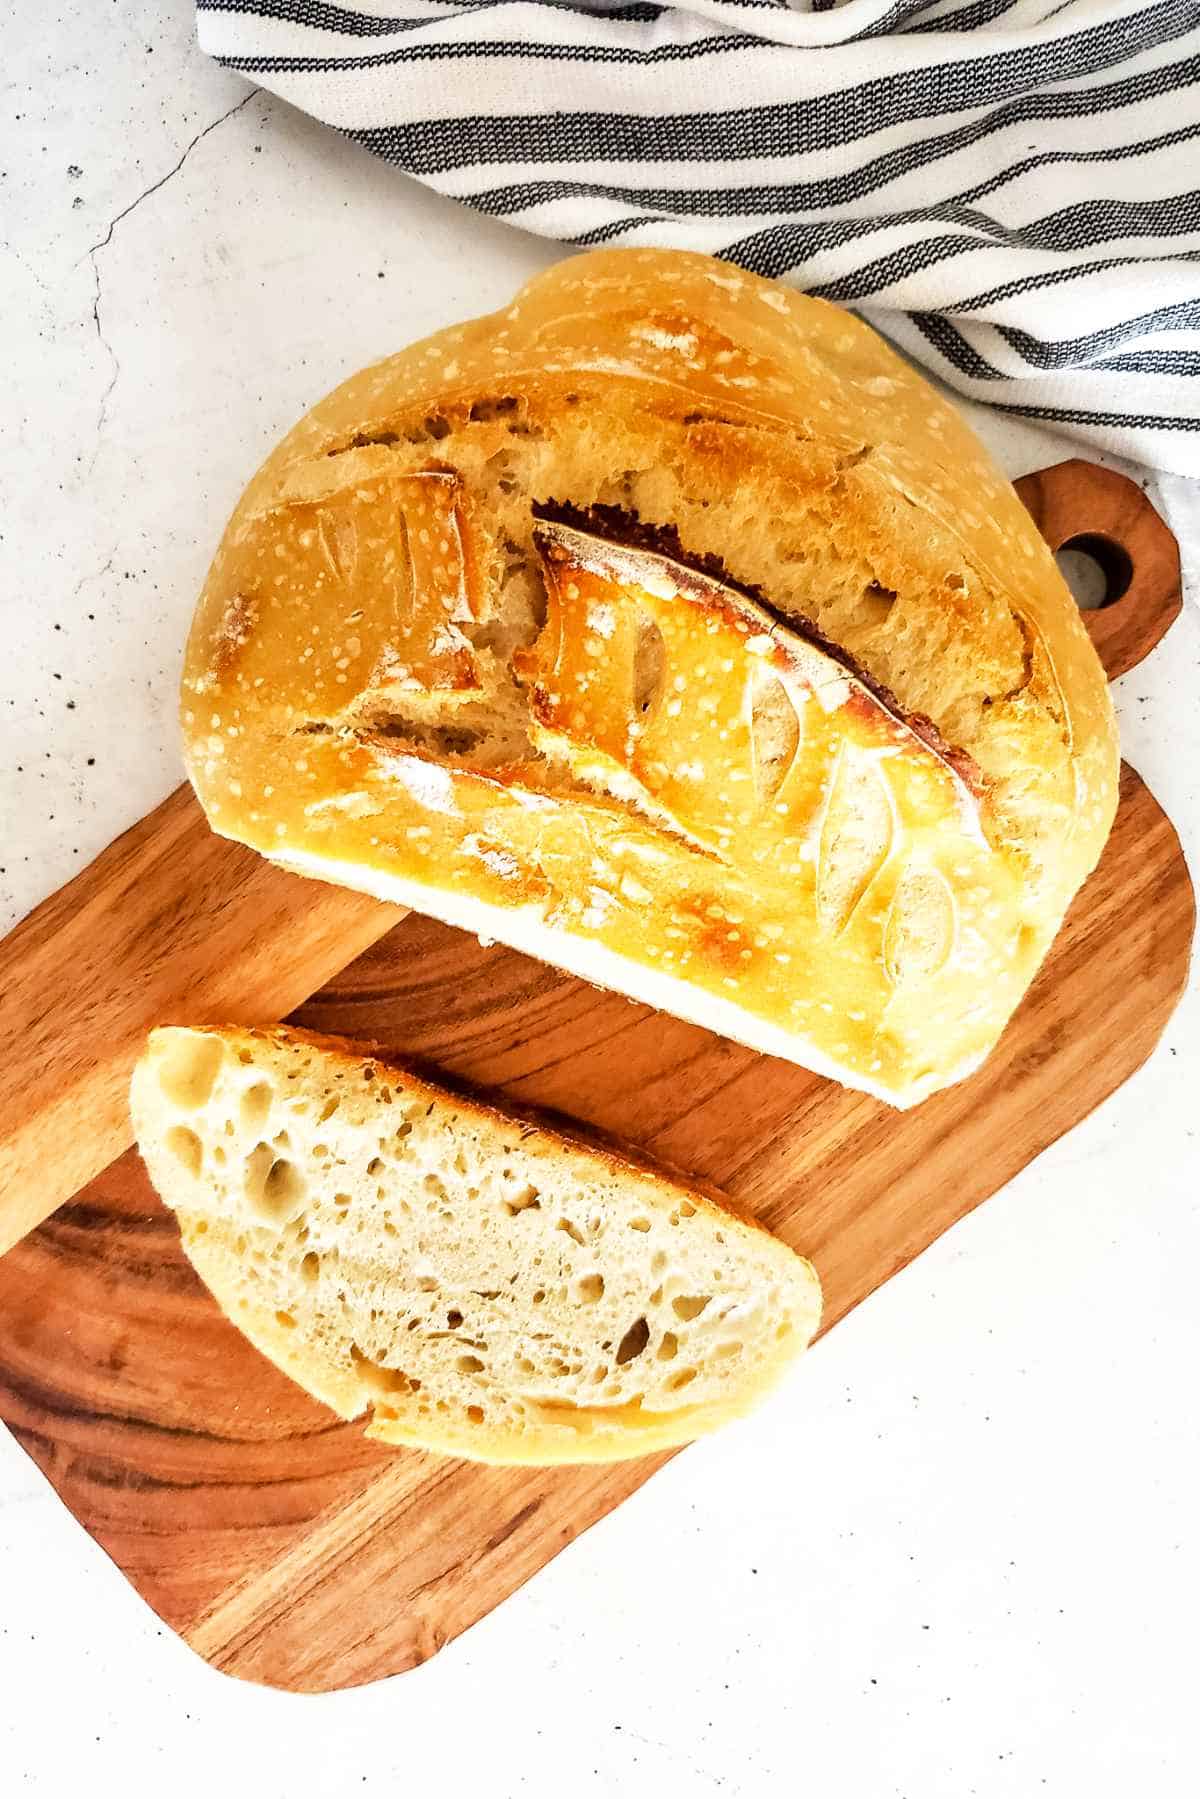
{"left": 183, "top": 248, "right": 1119, "bottom": 1106}
{"left": 131, "top": 1026, "right": 822, "bottom": 1465}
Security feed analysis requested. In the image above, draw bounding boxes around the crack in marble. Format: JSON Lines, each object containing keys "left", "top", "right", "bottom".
{"left": 85, "top": 86, "right": 262, "bottom": 466}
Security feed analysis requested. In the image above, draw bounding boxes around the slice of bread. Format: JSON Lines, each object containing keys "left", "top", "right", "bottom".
{"left": 130, "top": 1025, "right": 822, "bottom": 1465}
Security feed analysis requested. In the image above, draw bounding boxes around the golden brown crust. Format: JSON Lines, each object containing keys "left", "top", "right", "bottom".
{"left": 182, "top": 249, "right": 1119, "bottom": 1105}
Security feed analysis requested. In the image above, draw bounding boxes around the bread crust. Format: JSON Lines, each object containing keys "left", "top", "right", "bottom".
{"left": 182, "top": 249, "right": 1119, "bottom": 1105}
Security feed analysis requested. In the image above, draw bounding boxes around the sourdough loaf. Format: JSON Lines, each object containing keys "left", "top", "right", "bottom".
{"left": 182, "top": 249, "right": 1119, "bottom": 1105}
{"left": 131, "top": 1025, "right": 822, "bottom": 1464}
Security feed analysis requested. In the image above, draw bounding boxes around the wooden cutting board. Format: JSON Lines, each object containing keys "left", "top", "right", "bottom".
{"left": 0, "top": 460, "right": 1192, "bottom": 1692}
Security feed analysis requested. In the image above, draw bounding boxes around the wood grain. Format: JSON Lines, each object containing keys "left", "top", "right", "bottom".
{"left": 0, "top": 763, "right": 1191, "bottom": 1690}
{"left": 1014, "top": 458, "right": 1182, "bottom": 681}
{"left": 0, "top": 787, "right": 403, "bottom": 1254}
{"left": 0, "top": 460, "right": 1192, "bottom": 1691}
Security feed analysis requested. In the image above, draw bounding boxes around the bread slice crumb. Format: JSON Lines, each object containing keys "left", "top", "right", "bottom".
{"left": 131, "top": 1024, "right": 822, "bottom": 1465}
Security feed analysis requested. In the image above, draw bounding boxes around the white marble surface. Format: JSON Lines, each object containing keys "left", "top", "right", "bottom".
{"left": 2, "top": 6, "right": 1198, "bottom": 1794}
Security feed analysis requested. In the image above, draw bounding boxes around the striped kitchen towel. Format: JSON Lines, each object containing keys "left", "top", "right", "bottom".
{"left": 197, "top": 0, "right": 1200, "bottom": 476}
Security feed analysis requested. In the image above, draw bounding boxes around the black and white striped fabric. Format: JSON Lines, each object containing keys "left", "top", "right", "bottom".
{"left": 198, "top": 0, "right": 1200, "bottom": 476}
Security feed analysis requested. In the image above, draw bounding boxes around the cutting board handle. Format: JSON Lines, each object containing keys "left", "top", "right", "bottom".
{"left": 1013, "top": 458, "right": 1182, "bottom": 683}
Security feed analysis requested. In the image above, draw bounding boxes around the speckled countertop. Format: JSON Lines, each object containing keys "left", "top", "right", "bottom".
{"left": 2, "top": 8, "right": 1198, "bottom": 1796}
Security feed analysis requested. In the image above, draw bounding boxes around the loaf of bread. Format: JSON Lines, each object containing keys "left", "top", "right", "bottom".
{"left": 183, "top": 248, "right": 1119, "bottom": 1106}
{"left": 131, "top": 1025, "right": 821, "bottom": 1464}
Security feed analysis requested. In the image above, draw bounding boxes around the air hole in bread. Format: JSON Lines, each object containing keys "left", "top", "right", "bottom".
{"left": 350, "top": 1345, "right": 417, "bottom": 1394}
{"left": 275, "top": 1310, "right": 296, "bottom": 1329}
{"left": 333, "top": 1191, "right": 352, "bottom": 1209}
{"left": 615, "top": 1317, "right": 650, "bottom": 1365}
{"left": 672, "top": 1294, "right": 711, "bottom": 1322}
{"left": 164, "top": 1125, "right": 203, "bottom": 1178}
{"left": 468, "top": 394, "right": 520, "bottom": 423}
{"left": 668, "top": 1367, "right": 698, "bottom": 1391}
{"left": 715, "top": 1340, "right": 741, "bottom": 1358}
{"left": 859, "top": 580, "right": 898, "bottom": 628}
{"left": 367, "top": 1157, "right": 385, "bottom": 1177}
{"left": 240, "top": 1080, "right": 274, "bottom": 1133}
{"left": 300, "top": 1251, "right": 320, "bottom": 1285}
{"left": 682, "top": 409, "right": 742, "bottom": 429}
{"left": 597, "top": 468, "right": 641, "bottom": 509}
{"left": 446, "top": 1308, "right": 463, "bottom": 1326}
{"left": 628, "top": 1217, "right": 651, "bottom": 1233}
{"left": 776, "top": 1320, "right": 794, "bottom": 1341}
{"left": 466, "top": 1405, "right": 485, "bottom": 1425}
{"left": 271, "top": 1129, "right": 291, "bottom": 1151}
{"left": 577, "top": 1274, "right": 605, "bottom": 1304}
{"left": 657, "top": 1331, "right": 679, "bottom": 1361}
{"left": 556, "top": 1216, "right": 584, "bottom": 1245}
{"left": 318, "top": 1095, "right": 340, "bottom": 1124}
{"left": 532, "top": 1289, "right": 546, "bottom": 1306}
{"left": 457, "top": 1354, "right": 485, "bottom": 1374}
{"left": 504, "top": 1185, "right": 541, "bottom": 1217}
{"left": 153, "top": 1030, "right": 225, "bottom": 1112}
{"left": 484, "top": 446, "right": 521, "bottom": 498}
{"left": 241, "top": 1149, "right": 307, "bottom": 1224}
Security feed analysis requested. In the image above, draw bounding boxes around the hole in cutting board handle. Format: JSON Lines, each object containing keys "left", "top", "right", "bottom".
{"left": 1014, "top": 458, "right": 1182, "bottom": 684}
{"left": 1055, "top": 533, "right": 1134, "bottom": 611}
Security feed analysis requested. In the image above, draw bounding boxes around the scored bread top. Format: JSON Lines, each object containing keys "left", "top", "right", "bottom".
{"left": 182, "top": 248, "right": 1119, "bottom": 1106}
{"left": 131, "top": 1025, "right": 822, "bottom": 1466}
